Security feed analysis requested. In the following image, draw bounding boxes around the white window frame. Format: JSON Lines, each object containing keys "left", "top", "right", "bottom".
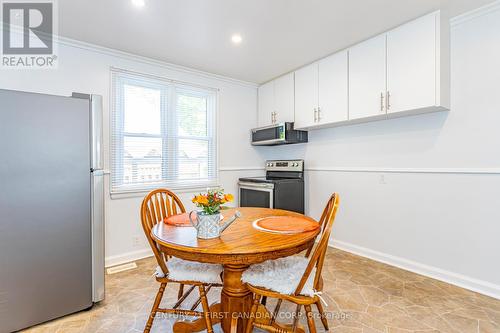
{"left": 110, "top": 68, "right": 219, "bottom": 195}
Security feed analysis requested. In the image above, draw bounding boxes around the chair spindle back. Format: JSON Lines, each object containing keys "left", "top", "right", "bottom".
{"left": 140, "top": 189, "right": 186, "bottom": 274}
{"left": 294, "top": 193, "right": 340, "bottom": 295}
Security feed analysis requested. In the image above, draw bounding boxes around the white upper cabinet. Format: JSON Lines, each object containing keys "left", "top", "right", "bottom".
{"left": 257, "top": 73, "right": 294, "bottom": 127}
{"left": 349, "top": 34, "right": 387, "bottom": 120}
{"left": 274, "top": 73, "right": 295, "bottom": 124}
{"left": 295, "top": 51, "right": 349, "bottom": 129}
{"left": 257, "top": 11, "right": 449, "bottom": 132}
{"left": 387, "top": 12, "right": 445, "bottom": 114}
{"left": 318, "top": 50, "right": 349, "bottom": 124}
{"left": 257, "top": 81, "right": 274, "bottom": 127}
{"left": 294, "top": 62, "right": 319, "bottom": 129}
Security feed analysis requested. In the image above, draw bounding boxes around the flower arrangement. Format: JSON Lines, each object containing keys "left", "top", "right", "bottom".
{"left": 192, "top": 189, "right": 234, "bottom": 215}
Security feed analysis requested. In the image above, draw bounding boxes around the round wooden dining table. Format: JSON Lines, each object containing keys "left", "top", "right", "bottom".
{"left": 151, "top": 207, "right": 320, "bottom": 333}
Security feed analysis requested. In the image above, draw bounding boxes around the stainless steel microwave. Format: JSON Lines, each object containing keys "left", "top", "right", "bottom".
{"left": 251, "top": 122, "right": 308, "bottom": 146}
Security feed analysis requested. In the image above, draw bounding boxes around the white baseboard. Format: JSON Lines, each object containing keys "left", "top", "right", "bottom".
{"left": 330, "top": 239, "right": 500, "bottom": 300}
{"left": 105, "top": 248, "right": 153, "bottom": 268}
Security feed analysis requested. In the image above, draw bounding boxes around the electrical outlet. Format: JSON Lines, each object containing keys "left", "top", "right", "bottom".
{"left": 379, "top": 174, "right": 387, "bottom": 184}
{"left": 132, "top": 236, "right": 142, "bottom": 247}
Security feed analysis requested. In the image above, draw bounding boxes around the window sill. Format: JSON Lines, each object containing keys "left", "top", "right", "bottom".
{"left": 110, "top": 183, "right": 221, "bottom": 200}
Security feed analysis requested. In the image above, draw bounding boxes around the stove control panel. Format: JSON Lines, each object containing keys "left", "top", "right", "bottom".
{"left": 265, "top": 159, "right": 304, "bottom": 172}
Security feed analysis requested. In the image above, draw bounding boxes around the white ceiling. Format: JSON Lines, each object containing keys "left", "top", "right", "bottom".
{"left": 59, "top": 0, "right": 493, "bottom": 83}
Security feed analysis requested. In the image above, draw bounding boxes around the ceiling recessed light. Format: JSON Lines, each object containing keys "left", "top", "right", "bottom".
{"left": 131, "top": 0, "right": 145, "bottom": 8}
{"left": 231, "top": 34, "right": 243, "bottom": 45}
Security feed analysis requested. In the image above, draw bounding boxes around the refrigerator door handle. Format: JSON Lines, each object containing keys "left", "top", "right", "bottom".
{"left": 91, "top": 170, "right": 105, "bottom": 302}
{"left": 90, "top": 95, "right": 104, "bottom": 171}
{"left": 71, "top": 93, "right": 104, "bottom": 171}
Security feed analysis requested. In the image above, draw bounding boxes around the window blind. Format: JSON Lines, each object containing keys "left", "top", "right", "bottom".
{"left": 111, "top": 69, "right": 218, "bottom": 193}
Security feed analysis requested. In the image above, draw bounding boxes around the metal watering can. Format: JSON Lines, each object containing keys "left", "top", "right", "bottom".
{"left": 189, "top": 210, "right": 241, "bottom": 239}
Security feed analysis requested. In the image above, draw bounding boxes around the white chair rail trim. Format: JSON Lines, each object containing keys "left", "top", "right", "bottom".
{"left": 305, "top": 167, "right": 500, "bottom": 175}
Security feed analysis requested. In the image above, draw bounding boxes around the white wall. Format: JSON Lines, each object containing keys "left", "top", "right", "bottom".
{"left": 2, "top": 1, "right": 499, "bottom": 301}
{"left": 0, "top": 39, "right": 264, "bottom": 267}
{"left": 256, "top": 4, "right": 500, "bottom": 298}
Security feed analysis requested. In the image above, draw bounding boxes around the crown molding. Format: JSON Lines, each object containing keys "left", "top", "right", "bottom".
{"left": 56, "top": 36, "right": 259, "bottom": 89}
{"left": 450, "top": 0, "right": 500, "bottom": 27}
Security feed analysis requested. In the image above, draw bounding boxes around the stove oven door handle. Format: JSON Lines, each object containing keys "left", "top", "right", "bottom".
{"left": 238, "top": 182, "right": 275, "bottom": 189}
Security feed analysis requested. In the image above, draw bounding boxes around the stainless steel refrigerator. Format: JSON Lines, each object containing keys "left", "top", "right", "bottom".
{"left": 0, "top": 89, "right": 105, "bottom": 332}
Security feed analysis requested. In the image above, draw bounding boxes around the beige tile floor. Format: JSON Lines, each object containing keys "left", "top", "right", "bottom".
{"left": 23, "top": 249, "right": 500, "bottom": 333}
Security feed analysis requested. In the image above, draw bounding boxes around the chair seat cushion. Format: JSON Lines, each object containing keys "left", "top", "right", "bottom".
{"left": 155, "top": 257, "right": 223, "bottom": 284}
{"left": 242, "top": 256, "right": 316, "bottom": 296}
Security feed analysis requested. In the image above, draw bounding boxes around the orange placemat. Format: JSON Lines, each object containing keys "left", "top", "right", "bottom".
{"left": 164, "top": 213, "right": 193, "bottom": 227}
{"left": 253, "top": 216, "right": 319, "bottom": 234}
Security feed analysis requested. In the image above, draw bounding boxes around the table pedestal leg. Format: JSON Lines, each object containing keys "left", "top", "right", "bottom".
{"left": 172, "top": 264, "right": 253, "bottom": 333}
{"left": 172, "top": 264, "right": 306, "bottom": 333}
{"left": 221, "top": 264, "right": 253, "bottom": 333}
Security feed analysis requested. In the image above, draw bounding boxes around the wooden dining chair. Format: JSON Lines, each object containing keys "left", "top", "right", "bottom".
{"left": 260, "top": 192, "right": 338, "bottom": 327}
{"left": 141, "top": 189, "right": 223, "bottom": 333}
{"left": 242, "top": 193, "right": 340, "bottom": 333}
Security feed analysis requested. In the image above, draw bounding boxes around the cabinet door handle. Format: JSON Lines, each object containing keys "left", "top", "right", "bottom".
{"left": 317, "top": 107, "right": 321, "bottom": 122}
{"left": 386, "top": 91, "right": 391, "bottom": 111}
{"left": 314, "top": 108, "right": 318, "bottom": 122}
{"left": 380, "top": 93, "right": 385, "bottom": 113}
